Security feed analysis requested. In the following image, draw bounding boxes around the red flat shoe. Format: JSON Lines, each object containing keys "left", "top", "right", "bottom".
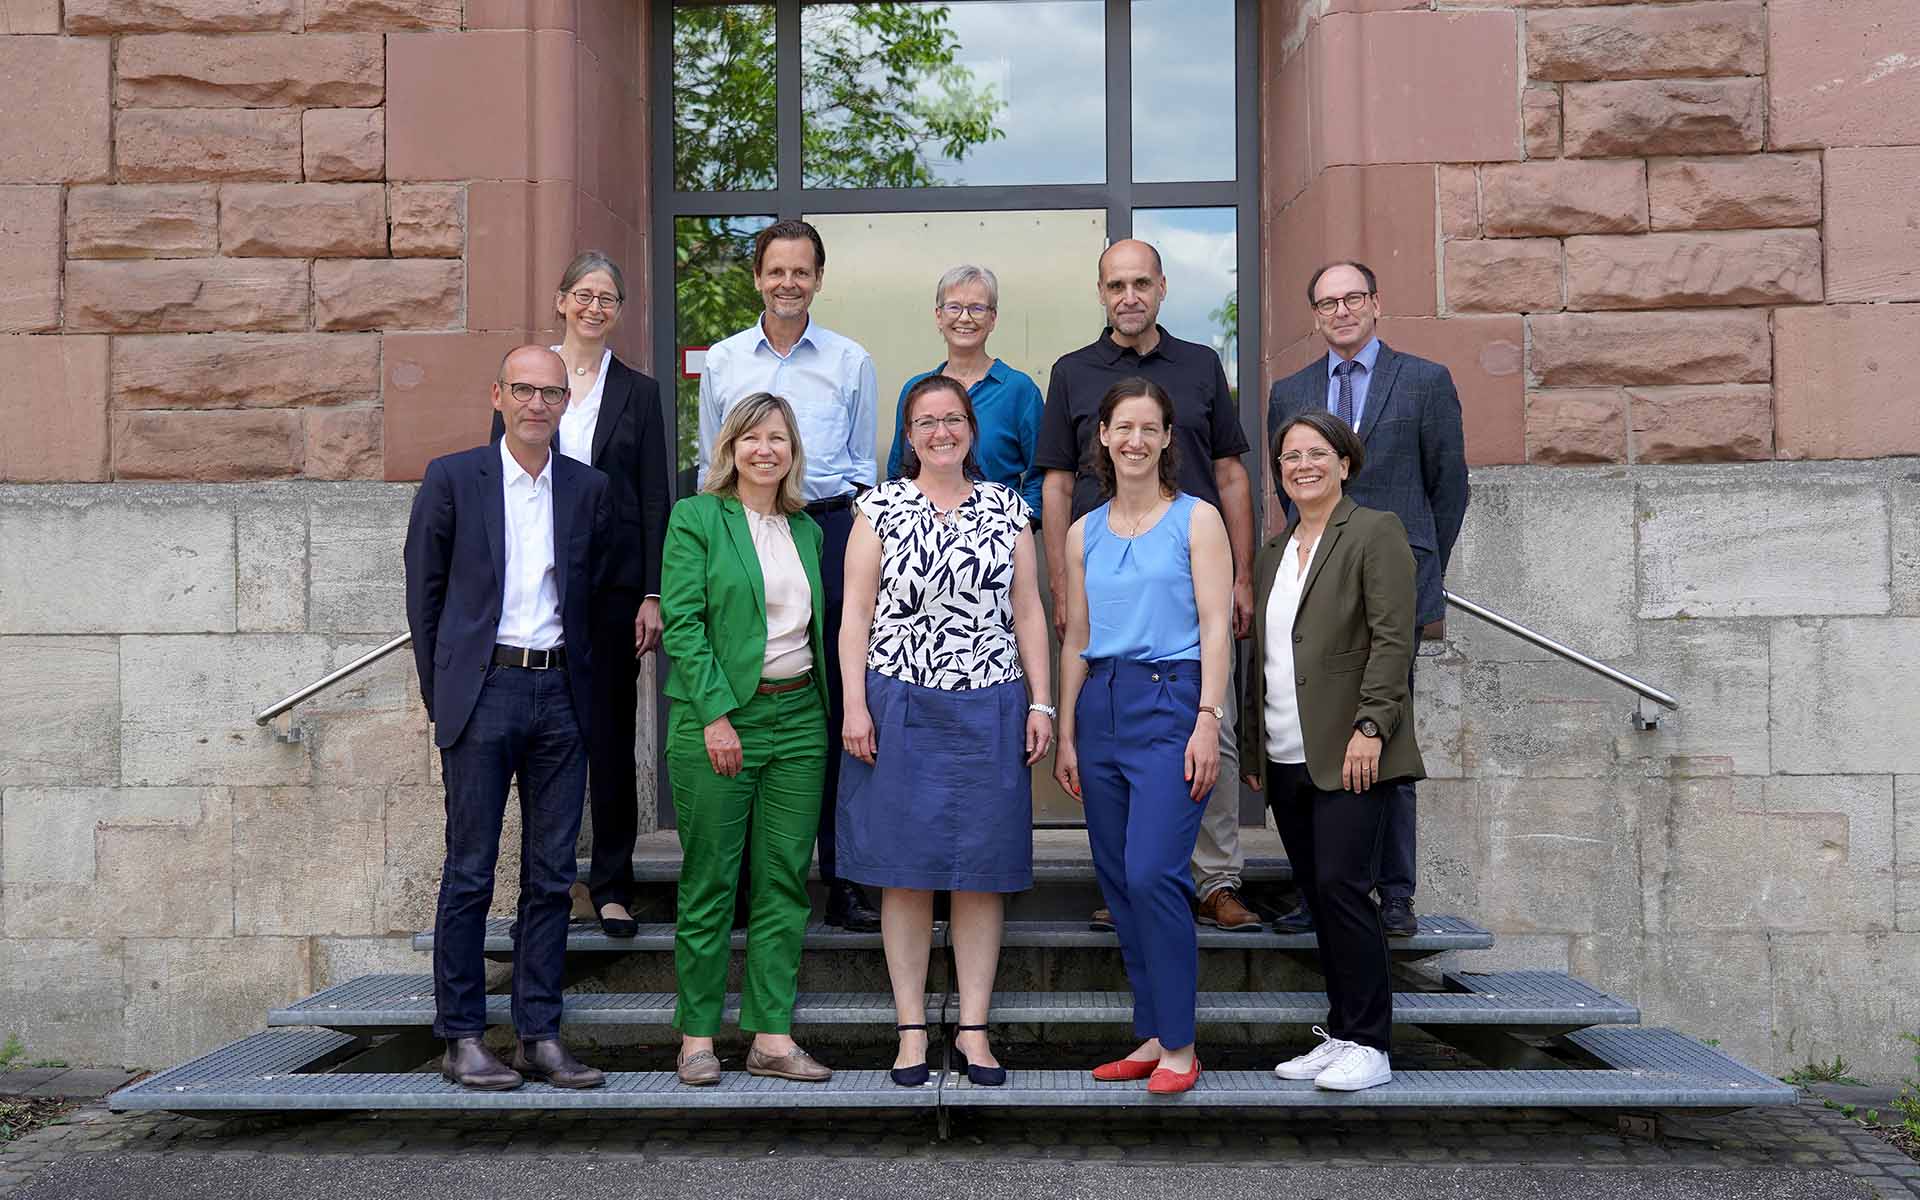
{"left": 1091, "top": 1057, "right": 1158, "bottom": 1082}
{"left": 1148, "top": 1058, "right": 1202, "bottom": 1095}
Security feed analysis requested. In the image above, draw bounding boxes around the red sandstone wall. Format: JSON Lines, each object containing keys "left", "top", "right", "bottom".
{"left": 1261, "top": 0, "right": 1920, "bottom": 471}
{"left": 0, "top": 0, "right": 648, "bottom": 484}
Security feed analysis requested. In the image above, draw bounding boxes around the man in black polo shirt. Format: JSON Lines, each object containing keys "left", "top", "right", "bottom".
{"left": 1037, "top": 238, "right": 1261, "bottom": 933}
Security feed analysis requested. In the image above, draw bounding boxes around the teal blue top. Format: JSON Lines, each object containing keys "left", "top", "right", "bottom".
{"left": 1081, "top": 491, "right": 1201, "bottom": 663}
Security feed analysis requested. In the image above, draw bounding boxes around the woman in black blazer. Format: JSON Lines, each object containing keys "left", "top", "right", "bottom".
{"left": 491, "top": 250, "right": 671, "bottom": 937}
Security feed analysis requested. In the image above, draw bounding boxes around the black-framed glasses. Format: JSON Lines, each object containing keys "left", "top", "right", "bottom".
{"left": 1312, "top": 291, "right": 1374, "bottom": 316}
{"left": 570, "top": 290, "right": 622, "bottom": 310}
{"left": 939, "top": 302, "right": 995, "bottom": 319}
{"left": 505, "top": 382, "right": 570, "bottom": 407}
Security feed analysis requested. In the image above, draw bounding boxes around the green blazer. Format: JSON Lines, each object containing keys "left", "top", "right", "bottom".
{"left": 659, "top": 493, "right": 831, "bottom": 738}
{"left": 1240, "top": 495, "right": 1426, "bottom": 793}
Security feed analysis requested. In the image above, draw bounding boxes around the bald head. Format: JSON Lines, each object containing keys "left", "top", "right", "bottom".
{"left": 492, "top": 344, "right": 568, "bottom": 460}
{"left": 1099, "top": 238, "right": 1163, "bottom": 279}
{"left": 1096, "top": 239, "right": 1167, "bottom": 342}
{"left": 497, "top": 344, "right": 566, "bottom": 385}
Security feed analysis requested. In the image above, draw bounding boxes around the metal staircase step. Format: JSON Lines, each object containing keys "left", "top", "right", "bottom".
{"left": 411, "top": 918, "right": 912, "bottom": 954}
{"left": 997, "top": 914, "right": 1493, "bottom": 958}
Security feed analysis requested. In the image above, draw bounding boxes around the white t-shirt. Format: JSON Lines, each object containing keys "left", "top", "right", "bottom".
{"left": 1263, "top": 533, "right": 1319, "bottom": 762}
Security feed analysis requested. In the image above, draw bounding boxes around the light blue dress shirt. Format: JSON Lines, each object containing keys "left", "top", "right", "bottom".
{"left": 696, "top": 316, "right": 879, "bottom": 502}
{"left": 1324, "top": 336, "right": 1383, "bottom": 428}
{"left": 885, "top": 359, "right": 1044, "bottom": 513}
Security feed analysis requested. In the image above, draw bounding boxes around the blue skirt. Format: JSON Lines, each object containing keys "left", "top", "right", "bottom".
{"left": 835, "top": 669, "right": 1034, "bottom": 893}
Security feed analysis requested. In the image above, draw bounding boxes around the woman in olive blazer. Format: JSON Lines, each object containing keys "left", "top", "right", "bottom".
{"left": 660, "top": 392, "right": 834, "bottom": 1088}
{"left": 1241, "top": 409, "right": 1423, "bottom": 1095}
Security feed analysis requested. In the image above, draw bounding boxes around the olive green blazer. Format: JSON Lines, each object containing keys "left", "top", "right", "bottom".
{"left": 659, "top": 493, "right": 830, "bottom": 736}
{"left": 1240, "top": 495, "right": 1426, "bottom": 793}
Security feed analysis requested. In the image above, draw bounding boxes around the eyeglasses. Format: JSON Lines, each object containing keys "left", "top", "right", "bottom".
{"left": 1278, "top": 447, "right": 1339, "bottom": 467}
{"left": 939, "top": 302, "right": 995, "bottom": 319}
{"left": 504, "top": 382, "right": 569, "bottom": 406}
{"left": 1312, "top": 291, "right": 1374, "bottom": 316}
{"left": 910, "top": 415, "right": 970, "bottom": 434}
{"left": 569, "top": 290, "right": 621, "bottom": 311}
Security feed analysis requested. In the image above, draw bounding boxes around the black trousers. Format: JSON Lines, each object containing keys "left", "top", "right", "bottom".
{"left": 809, "top": 501, "right": 854, "bottom": 884}
{"left": 1376, "top": 630, "right": 1421, "bottom": 902}
{"left": 585, "top": 587, "right": 643, "bottom": 911}
{"left": 1267, "top": 760, "right": 1394, "bottom": 1054}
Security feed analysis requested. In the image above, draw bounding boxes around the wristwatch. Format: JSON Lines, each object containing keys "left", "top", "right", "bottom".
{"left": 1355, "top": 718, "right": 1382, "bottom": 739}
{"left": 1029, "top": 702, "right": 1057, "bottom": 718}
{"left": 1198, "top": 704, "right": 1225, "bottom": 720}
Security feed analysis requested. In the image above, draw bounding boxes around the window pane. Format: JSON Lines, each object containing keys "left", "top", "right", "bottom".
{"left": 673, "top": 5, "right": 777, "bottom": 192}
{"left": 674, "top": 215, "right": 774, "bottom": 474}
{"left": 1131, "top": 0, "right": 1235, "bottom": 183}
{"left": 802, "top": 2, "right": 1105, "bottom": 188}
{"left": 1132, "top": 207, "right": 1237, "bottom": 385}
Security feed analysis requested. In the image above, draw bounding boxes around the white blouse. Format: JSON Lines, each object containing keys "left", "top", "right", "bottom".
{"left": 746, "top": 507, "right": 814, "bottom": 678}
{"left": 551, "top": 345, "right": 611, "bottom": 466}
{"left": 1263, "top": 533, "right": 1319, "bottom": 763}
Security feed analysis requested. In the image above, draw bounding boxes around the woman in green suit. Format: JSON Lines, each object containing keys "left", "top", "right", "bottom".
{"left": 661, "top": 392, "right": 834, "bottom": 1087}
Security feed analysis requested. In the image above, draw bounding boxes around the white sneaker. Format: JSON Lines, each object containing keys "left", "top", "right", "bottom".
{"left": 1314, "top": 1043, "right": 1392, "bottom": 1091}
{"left": 1274, "top": 1026, "right": 1354, "bottom": 1080}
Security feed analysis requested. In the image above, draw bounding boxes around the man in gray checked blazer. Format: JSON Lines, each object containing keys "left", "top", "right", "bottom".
{"left": 1264, "top": 260, "right": 1469, "bottom": 938}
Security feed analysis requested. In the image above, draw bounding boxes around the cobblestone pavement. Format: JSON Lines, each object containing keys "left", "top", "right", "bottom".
{"left": 1, "top": 1095, "right": 1914, "bottom": 1200}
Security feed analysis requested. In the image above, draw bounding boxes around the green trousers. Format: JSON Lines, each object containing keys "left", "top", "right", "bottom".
{"left": 669, "top": 682, "right": 826, "bottom": 1036}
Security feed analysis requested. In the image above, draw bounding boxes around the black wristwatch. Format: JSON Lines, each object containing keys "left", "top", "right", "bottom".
{"left": 1354, "top": 719, "right": 1381, "bottom": 740}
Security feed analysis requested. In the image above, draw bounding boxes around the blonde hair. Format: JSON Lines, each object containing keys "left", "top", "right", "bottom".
{"left": 702, "top": 392, "right": 808, "bottom": 514}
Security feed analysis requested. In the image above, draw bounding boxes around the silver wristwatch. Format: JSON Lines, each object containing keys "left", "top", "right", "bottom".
{"left": 1029, "top": 702, "right": 1057, "bottom": 718}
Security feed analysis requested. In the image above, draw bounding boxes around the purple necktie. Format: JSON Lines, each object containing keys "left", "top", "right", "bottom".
{"left": 1334, "top": 359, "right": 1359, "bottom": 428}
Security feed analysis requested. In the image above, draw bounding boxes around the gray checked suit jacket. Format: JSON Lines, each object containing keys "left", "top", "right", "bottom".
{"left": 1265, "top": 341, "right": 1469, "bottom": 626}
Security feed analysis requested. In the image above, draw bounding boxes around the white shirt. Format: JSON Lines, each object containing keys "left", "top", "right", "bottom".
{"left": 696, "top": 317, "right": 879, "bottom": 502}
{"left": 746, "top": 507, "right": 814, "bottom": 678}
{"left": 496, "top": 438, "right": 564, "bottom": 650}
{"left": 1263, "top": 533, "right": 1319, "bottom": 763}
{"left": 551, "top": 345, "right": 610, "bottom": 467}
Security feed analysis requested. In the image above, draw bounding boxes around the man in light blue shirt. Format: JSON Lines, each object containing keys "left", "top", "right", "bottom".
{"left": 693, "top": 219, "right": 881, "bottom": 932}
{"left": 1324, "top": 328, "right": 1382, "bottom": 427}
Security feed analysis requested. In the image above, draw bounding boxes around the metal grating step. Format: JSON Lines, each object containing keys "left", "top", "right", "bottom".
{"left": 998, "top": 914, "right": 1493, "bottom": 958}
{"left": 110, "top": 1029, "right": 359, "bottom": 1108}
{"left": 411, "top": 919, "right": 916, "bottom": 954}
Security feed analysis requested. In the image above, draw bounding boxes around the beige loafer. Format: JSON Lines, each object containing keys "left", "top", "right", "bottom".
{"left": 676, "top": 1048, "right": 721, "bottom": 1086}
{"left": 745, "top": 1045, "right": 832, "bottom": 1082}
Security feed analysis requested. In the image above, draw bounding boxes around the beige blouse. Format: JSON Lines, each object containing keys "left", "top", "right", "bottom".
{"left": 746, "top": 507, "right": 814, "bottom": 678}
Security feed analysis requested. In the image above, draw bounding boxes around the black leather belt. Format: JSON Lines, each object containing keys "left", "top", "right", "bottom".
{"left": 493, "top": 644, "right": 567, "bottom": 670}
{"left": 805, "top": 493, "right": 856, "bottom": 515}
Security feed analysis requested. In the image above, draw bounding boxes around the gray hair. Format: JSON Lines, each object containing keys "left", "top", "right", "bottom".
{"left": 934, "top": 264, "right": 1000, "bottom": 310}
{"left": 557, "top": 250, "right": 626, "bottom": 301}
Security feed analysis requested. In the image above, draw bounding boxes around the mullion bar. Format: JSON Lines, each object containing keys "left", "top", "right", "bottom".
{"left": 1234, "top": 0, "right": 1265, "bottom": 825}
{"left": 1104, "top": 0, "right": 1131, "bottom": 243}
{"left": 776, "top": 0, "right": 802, "bottom": 217}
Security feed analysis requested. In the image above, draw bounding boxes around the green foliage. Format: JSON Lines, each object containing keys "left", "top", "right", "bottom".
{"left": 1786, "top": 1055, "right": 1864, "bottom": 1087}
{"left": 0, "top": 1035, "right": 22, "bottom": 1072}
{"left": 1895, "top": 1032, "right": 1920, "bottom": 1138}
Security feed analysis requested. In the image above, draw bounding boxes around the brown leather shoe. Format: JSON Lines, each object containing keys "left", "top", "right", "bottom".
{"left": 511, "top": 1038, "right": 606, "bottom": 1089}
{"left": 745, "top": 1044, "right": 832, "bottom": 1082}
{"left": 441, "top": 1037, "right": 522, "bottom": 1091}
{"left": 1089, "top": 907, "right": 1115, "bottom": 932}
{"left": 676, "top": 1048, "right": 721, "bottom": 1086}
{"left": 1197, "top": 887, "right": 1262, "bottom": 931}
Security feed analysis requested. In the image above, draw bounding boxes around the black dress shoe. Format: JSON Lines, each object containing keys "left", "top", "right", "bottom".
{"left": 441, "top": 1037, "right": 522, "bottom": 1091}
{"left": 951, "top": 1023, "right": 1006, "bottom": 1087}
{"left": 890, "top": 1023, "right": 930, "bottom": 1087}
{"left": 1380, "top": 896, "right": 1417, "bottom": 938}
{"left": 511, "top": 1038, "right": 606, "bottom": 1089}
{"left": 824, "top": 882, "right": 880, "bottom": 932}
{"left": 597, "top": 904, "right": 638, "bottom": 938}
{"left": 1273, "top": 903, "right": 1316, "bottom": 934}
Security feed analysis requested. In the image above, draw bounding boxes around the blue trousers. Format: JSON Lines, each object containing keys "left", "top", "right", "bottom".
{"left": 1077, "top": 657, "right": 1209, "bottom": 1051}
{"left": 433, "top": 664, "right": 587, "bottom": 1040}
{"left": 1376, "top": 630, "right": 1422, "bottom": 902}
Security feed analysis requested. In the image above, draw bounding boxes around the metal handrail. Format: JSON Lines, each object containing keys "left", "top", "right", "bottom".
{"left": 254, "top": 633, "right": 411, "bottom": 726}
{"left": 1445, "top": 590, "right": 1678, "bottom": 712}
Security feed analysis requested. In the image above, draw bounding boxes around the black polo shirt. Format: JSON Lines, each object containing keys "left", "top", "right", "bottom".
{"left": 1034, "top": 325, "right": 1251, "bottom": 522}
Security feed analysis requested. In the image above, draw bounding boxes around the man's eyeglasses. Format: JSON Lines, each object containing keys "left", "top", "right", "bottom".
{"left": 504, "top": 382, "right": 569, "bottom": 407}
{"left": 570, "top": 290, "right": 621, "bottom": 311}
{"left": 910, "top": 414, "right": 970, "bottom": 434}
{"left": 1312, "top": 291, "right": 1374, "bottom": 317}
{"left": 939, "top": 302, "right": 995, "bottom": 319}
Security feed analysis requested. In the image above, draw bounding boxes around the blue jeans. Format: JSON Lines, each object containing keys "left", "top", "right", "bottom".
{"left": 433, "top": 663, "right": 587, "bottom": 1040}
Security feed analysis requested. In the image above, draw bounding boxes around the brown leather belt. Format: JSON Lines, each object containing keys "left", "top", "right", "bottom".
{"left": 756, "top": 672, "right": 812, "bottom": 695}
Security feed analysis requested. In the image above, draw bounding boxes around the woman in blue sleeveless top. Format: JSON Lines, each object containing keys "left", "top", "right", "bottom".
{"left": 1054, "top": 376, "right": 1233, "bottom": 1096}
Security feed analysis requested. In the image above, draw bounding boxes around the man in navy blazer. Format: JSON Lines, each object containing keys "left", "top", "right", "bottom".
{"left": 1266, "top": 261, "right": 1468, "bottom": 937}
{"left": 404, "top": 345, "right": 612, "bottom": 1091}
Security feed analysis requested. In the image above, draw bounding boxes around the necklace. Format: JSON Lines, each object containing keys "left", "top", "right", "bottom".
{"left": 574, "top": 365, "right": 588, "bottom": 376}
{"left": 1113, "top": 496, "right": 1167, "bottom": 537}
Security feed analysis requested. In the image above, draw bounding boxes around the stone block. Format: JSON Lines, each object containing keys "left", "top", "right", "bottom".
{"left": 65, "top": 184, "right": 218, "bottom": 259}
{"left": 220, "top": 183, "right": 387, "bottom": 258}
{"left": 121, "top": 936, "right": 311, "bottom": 1066}
{"left": 0, "top": 187, "right": 61, "bottom": 331}
{"left": 305, "top": 408, "right": 384, "bottom": 479}
{"left": 1411, "top": 653, "right": 1463, "bottom": 781}
{"left": 65, "top": 0, "right": 299, "bottom": 32}
{"left": 117, "top": 108, "right": 302, "bottom": 183}
{"left": 389, "top": 183, "right": 464, "bottom": 257}
{"left": 65, "top": 259, "right": 309, "bottom": 333}
{"left": 1640, "top": 471, "right": 1888, "bottom": 618}
{"left": 313, "top": 259, "right": 462, "bottom": 331}
{"left": 1563, "top": 78, "right": 1764, "bottom": 158}
{"left": 382, "top": 331, "right": 529, "bottom": 479}
{"left": 309, "top": 634, "right": 422, "bottom": 713}
{"left": 1316, "top": 10, "right": 1521, "bottom": 167}
{"left": 1529, "top": 308, "right": 1771, "bottom": 387}
{"left": 466, "top": 178, "right": 576, "bottom": 332}
{"left": 1565, "top": 229, "right": 1822, "bottom": 310}
{"left": 1626, "top": 619, "right": 1770, "bottom": 776}
{"left": 1480, "top": 160, "right": 1646, "bottom": 237}
{"left": 0, "top": 335, "right": 111, "bottom": 482}
{"left": 0, "top": 486, "right": 233, "bottom": 633}
{"left": 309, "top": 489, "right": 413, "bottom": 631}
{"left": 0, "top": 37, "right": 110, "bottom": 183}
{"left": 1527, "top": 2, "right": 1764, "bottom": 82}
{"left": 115, "top": 33, "right": 382, "bottom": 108}
{"left": 306, "top": 704, "right": 431, "bottom": 787}
{"left": 236, "top": 497, "right": 306, "bottom": 631}
{"left": 306, "top": 0, "right": 460, "bottom": 29}
{"left": 1895, "top": 476, "right": 1920, "bottom": 619}
{"left": 381, "top": 784, "right": 525, "bottom": 932}
{"left": 303, "top": 107, "right": 385, "bottom": 183}
{"left": 1461, "top": 659, "right": 1642, "bottom": 780}
{"left": 312, "top": 935, "right": 430, "bottom": 986}
{"left": 1773, "top": 619, "right": 1920, "bottom": 774}
{"left": 388, "top": 30, "right": 577, "bottom": 181}
{"left": 1769, "top": 0, "right": 1920, "bottom": 150}
{"left": 1774, "top": 304, "right": 1920, "bottom": 460}
{"left": 1437, "top": 166, "right": 1478, "bottom": 239}
{"left": 1826, "top": 147, "right": 1920, "bottom": 304}
{"left": 113, "top": 333, "right": 381, "bottom": 410}
{"left": 1524, "top": 388, "right": 1624, "bottom": 464}
{"left": 1628, "top": 384, "right": 1772, "bottom": 462}
{"left": 1900, "top": 776, "right": 1920, "bottom": 931}
{"left": 0, "top": 638, "right": 121, "bottom": 786}
{"left": 0, "top": 0, "right": 59, "bottom": 30}
{"left": 1411, "top": 778, "right": 1479, "bottom": 917}
{"left": 0, "top": 941, "right": 124, "bottom": 1068}
{"left": 1647, "top": 154, "right": 1822, "bottom": 231}
{"left": 1446, "top": 467, "right": 1638, "bottom": 660}
{"left": 232, "top": 787, "right": 383, "bottom": 935}
{"left": 1522, "top": 86, "right": 1561, "bottom": 159}
{"left": 1444, "top": 238, "right": 1561, "bottom": 314}
{"left": 1370, "top": 315, "right": 1524, "bottom": 466}
{"left": 1573, "top": 933, "right": 1774, "bottom": 1071}
{"left": 1, "top": 788, "right": 233, "bottom": 939}
{"left": 119, "top": 634, "right": 329, "bottom": 784}
{"left": 1479, "top": 777, "right": 1642, "bottom": 934}
{"left": 113, "top": 410, "right": 304, "bottom": 480}
{"left": 1771, "top": 934, "right": 1920, "bottom": 1084}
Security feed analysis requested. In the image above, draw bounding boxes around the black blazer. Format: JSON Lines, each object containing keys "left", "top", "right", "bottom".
{"left": 404, "top": 443, "right": 611, "bottom": 748}
{"left": 1266, "top": 341, "right": 1468, "bottom": 626}
{"left": 491, "top": 354, "right": 670, "bottom": 596}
